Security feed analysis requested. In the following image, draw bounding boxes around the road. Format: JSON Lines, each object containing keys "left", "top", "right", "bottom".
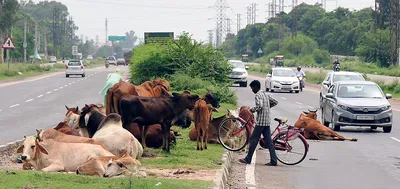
{"left": 0, "top": 65, "right": 129, "bottom": 145}
{"left": 228, "top": 75, "right": 400, "bottom": 189}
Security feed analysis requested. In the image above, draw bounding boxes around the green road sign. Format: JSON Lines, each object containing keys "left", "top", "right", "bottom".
{"left": 108, "top": 36, "right": 126, "bottom": 41}
{"left": 144, "top": 32, "right": 174, "bottom": 45}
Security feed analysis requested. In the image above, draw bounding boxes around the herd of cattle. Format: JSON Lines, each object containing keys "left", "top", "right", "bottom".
{"left": 13, "top": 78, "right": 245, "bottom": 178}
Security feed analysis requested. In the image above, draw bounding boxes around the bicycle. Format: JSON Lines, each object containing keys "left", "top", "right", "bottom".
{"left": 218, "top": 115, "right": 309, "bottom": 165}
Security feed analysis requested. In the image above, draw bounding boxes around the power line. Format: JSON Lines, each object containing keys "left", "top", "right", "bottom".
{"left": 79, "top": 0, "right": 210, "bottom": 10}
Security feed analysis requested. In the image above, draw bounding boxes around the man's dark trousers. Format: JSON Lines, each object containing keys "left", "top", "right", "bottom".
{"left": 244, "top": 126, "right": 277, "bottom": 164}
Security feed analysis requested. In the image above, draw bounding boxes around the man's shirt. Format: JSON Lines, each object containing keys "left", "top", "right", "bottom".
{"left": 295, "top": 70, "right": 306, "bottom": 77}
{"left": 250, "top": 90, "right": 278, "bottom": 126}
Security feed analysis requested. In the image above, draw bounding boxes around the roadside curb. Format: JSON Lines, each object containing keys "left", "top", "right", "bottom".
{"left": 212, "top": 150, "right": 234, "bottom": 189}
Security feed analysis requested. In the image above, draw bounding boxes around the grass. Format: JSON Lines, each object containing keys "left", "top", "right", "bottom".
{"left": 0, "top": 58, "right": 104, "bottom": 81}
{"left": 141, "top": 102, "right": 236, "bottom": 170}
{"left": 247, "top": 64, "right": 271, "bottom": 76}
{"left": 0, "top": 170, "right": 213, "bottom": 189}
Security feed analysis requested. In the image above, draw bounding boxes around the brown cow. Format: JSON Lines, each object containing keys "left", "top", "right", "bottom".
{"left": 238, "top": 106, "right": 255, "bottom": 151}
{"left": 53, "top": 122, "right": 80, "bottom": 136}
{"left": 119, "top": 92, "right": 199, "bottom": 152}
{"left": 294, "top": 110, "right": 357, "bottom": 141}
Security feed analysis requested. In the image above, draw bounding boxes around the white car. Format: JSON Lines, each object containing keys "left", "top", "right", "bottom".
{"left": 106, "top": 56, "right": 117, "bottom": 65}
{"left": 87, "top": 55, "right": 93, "bottom": 60}
{"left": 228, "top": 60, "right": 249, "bottom": 87}
{"left": 265, "top": 67, "right": 300, "bottom": 93}
{"left": 319, "top": 71, "right": 365, "bottom": 108}
{"left": 66, "top": 60, "right": 85, "bottom": 78}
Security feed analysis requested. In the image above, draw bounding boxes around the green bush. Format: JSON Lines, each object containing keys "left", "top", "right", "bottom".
{"left": 169, "top": 73, "right": 237, "bottom": 105}
{"left": 304, "top": 71, "right": 326, "bottom": 84}
{"left": 312, "top": 49, "right": 330, "bottom": 64}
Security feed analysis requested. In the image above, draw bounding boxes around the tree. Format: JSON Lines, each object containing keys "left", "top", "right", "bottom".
{"left": 120, "top": 30, "right": 138, "bottom": 49}
{"left": 0, "top": 0, "right": 19, "bottom": 63}
{"left": 355, "top": 29, "right": 390, "bottom": 67}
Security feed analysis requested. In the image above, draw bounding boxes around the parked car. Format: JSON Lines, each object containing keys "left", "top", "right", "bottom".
{"left": 228, "top": 60, "right": 249, "bottom": 87}
{"left": 116, "top": 58, "right": 126, "bottom": 66}
{"left": 87, "top": 55, "right": 93, "bottom": 60}
{"left": 106, "top": 56, "right": 117, "bottom": 65}
{"left": 66, "top": 59, "right": 85, "bottom": 78}
{"left": 320, "top": 81, "right": 392, "bottom": 133}
{"left": 265, "top": 67, "right": 300, "bottom": 93}
{"left": 49, "top": 56, "right": 57, "bottom": 63}
{"left": 320, "top": 71, "right": 365, "bottom": 108}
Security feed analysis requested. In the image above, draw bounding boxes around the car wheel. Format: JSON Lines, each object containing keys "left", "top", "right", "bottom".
{"left": 82, "top": 74, "right": 85, "bottom": 77}
{"left": 240, "top": 81, "right": 247, "bottom": 87}
{"left": 383, "top": 126, "right": 392, "bottom": 133}
{"left": 331, "top": 111, "right": 340, "bottom": 131}
{"left": 321, "top": 108, "right": 330, "bottom": 127}
{"left": 295, "top": 90, "right": 299, "bottom": 93}
{"left": 66, "top": 74, "right": 69, "bottom": 78}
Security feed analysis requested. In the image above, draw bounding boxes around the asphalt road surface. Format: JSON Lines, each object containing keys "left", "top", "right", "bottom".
{"left": 228, "top": 75, "right": 400, "bottom": 189}
{"left": 0, "top": 66, "right": 130, "bottom": 145}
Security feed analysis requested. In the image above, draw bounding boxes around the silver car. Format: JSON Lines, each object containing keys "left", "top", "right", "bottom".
{"left": 116, "top": 58, "right": 126, "bottom": 66}
{"left": 321, "top": 81, "right": 392, "bottom": 133}
{"left": 66, "top": 60, "right": 85, "bottom": 77}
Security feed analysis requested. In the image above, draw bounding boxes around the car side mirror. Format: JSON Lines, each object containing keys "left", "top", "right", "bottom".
{"left": 322, "top": 81, "right": 330, "bottom": 86}
{"left": 326, "top": 93, "right": 334, "bottom": 99}
{"left": 266, "top": 74, "right": 271, "bottom": 77}
{"left": 245, "top": 66, "right": 249, "bottom": 70}
{"left": 386, "top": 93, "right": 392, "bottom": 99}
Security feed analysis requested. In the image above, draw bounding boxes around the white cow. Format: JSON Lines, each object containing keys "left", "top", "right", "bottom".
{"left": 92, "top": 113, "right": 143, "bottom": 159}
{"left": 16, "top": 136, "right": 114, "bottom": 172}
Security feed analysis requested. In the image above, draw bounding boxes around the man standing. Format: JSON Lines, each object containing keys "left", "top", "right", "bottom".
{"left": 239, "top": 80, "right": 278, "bottom": 166}
{"left": 99, "top": 68, "right": 123, "bottom": 108}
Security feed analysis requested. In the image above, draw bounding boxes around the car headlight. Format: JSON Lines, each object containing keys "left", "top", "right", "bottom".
{"left": 337, "top": 104, "right": 349, "bottom": 110}
{"left": 381, "top": 105, "right": 391, "bottom": 111}
{"left": 272, "top": 80, "right": 280, "bottom": 83}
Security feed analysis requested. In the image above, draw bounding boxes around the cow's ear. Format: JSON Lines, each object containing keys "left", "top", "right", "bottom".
{"left": 16, "top": 145, "right": 24, "bottom": 153}
{"left": 35, "top": 141, "right": 48, "bottom": 155}
{"left": 65, "top": 105, "right": 69, "bottom": 110}
{"left": 85, "top": 104, "right": 89, "bottom": 108}
{"left": 75, "top": 106, "right": 79, "bottom": 112}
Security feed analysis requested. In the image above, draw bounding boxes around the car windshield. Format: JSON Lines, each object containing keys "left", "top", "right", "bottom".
{"left": 273, "top": 69, "right": 295, "bottom": 77}
{"left": 68, "top": 61, "right": 81, "bottom": 66}
{"left": 333, "top": 74, "right": 364, "bottom": 82}
{"left": 337, "top": 84, "right": 384, "bottom": 98}
{"left": 229, "top": 61, "right": 245, "bottom": 69}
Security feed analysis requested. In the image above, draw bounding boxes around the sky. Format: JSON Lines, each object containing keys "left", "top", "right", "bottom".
{"left": 32, "top": 0, "right": 375, "bottom": 45}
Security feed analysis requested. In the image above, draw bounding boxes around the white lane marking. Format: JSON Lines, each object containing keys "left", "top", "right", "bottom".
{"left": 390, "top": 137, "right": 400, "bottom": 143}
{"left": 280, "top": 97, "right": 287, "bottom": 100}
{"left": 69, "top": 82, "right": 72, "bottom": 85}
{"left": 0, "top": 110, "right": 2, "bottom": 112}
{"left": 25, "top": 99, "right": 34, "bottom": 103}
{"left": 59, "top": 87, "right": 63, "bottom": 89}
{"left": 46, "top": 91, "right": 52, "bottom": 94}
{"left": 245, "top": 150, "right": 257, "bottom": 189}
{"left": 296, "top": 102, "right": 303, "bottom": 105}
{"left": 72, "top": 81, "right": 76, "bottom": 83}
{"left": 53, "top": 89, "right": 58, "bottom": 92}
{"left": 9, "top": 104, "right": 20, "bottom": 108}
{"left": 37, "top": 95, "right": 43, "bottom": 98}
{"left": 64, "top": 84, "right": 68, "bottom": 87}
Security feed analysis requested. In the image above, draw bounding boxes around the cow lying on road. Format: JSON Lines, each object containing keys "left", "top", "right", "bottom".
{"left": 76, "top": 152, "right": 145, "bottom": 177}
{"left": 16, "top": 136, "right": 114, "bottom": 172}
{"left": 294, "top": 110, "right": 358, "bottom": 141}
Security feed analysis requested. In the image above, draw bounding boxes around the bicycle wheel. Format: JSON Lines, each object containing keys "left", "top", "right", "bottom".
{"left": 218, "top": 117, "right": 249, "bottom": 151}
{"left": 273, "top": 132, "right": 308, "bottom": 165}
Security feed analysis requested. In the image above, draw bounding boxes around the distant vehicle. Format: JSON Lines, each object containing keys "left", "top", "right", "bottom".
{"left": 320, "top": 81, "right": 392, "bottom": 133}
{"left": 228, "top": 60, "right": 249, "bottom": 87}
{"left": 116, "top": 58, "right": 126, "bottom": 66}
{"left": 87, "top": 55, "right": 93, "bottom": 60}
{"left": 66, "top": 59, "right": 85, "bottom": 78}
{"left": 273, "top": 55, "right": 284, "bottom": 67}
{"left": 49, "top": 56, "right": 57, "bottom": 63}
{"left": 265, "top": 67, "right": 300, "bottom": 93}
{"left": 124, "top": 51, "right": 133, "bottom": 65}
{"left": 106, "top": 56, "right": 117, "bottom": 65}
{"left": 241, "top": 54, "right": 249, "bottom": 62}
{"left": 320, "top": 71, "right": 365, "bottom": 108}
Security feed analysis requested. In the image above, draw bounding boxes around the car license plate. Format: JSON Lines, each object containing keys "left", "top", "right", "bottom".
{"left": 356, "top": 115, "right": 374, "bottom": 120}
{"left": 281, "top": 86, "right": 291, "bottom": 89}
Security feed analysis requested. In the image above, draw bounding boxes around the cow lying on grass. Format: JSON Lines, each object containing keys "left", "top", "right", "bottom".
{"left": 16, "top": 136, "right": 114, "bottom": 172}
{"left": 76, "top": 152, "right": 146, "bottom": 178}
{"left": 294, "top": 110, "right": 358, "bottom": 141}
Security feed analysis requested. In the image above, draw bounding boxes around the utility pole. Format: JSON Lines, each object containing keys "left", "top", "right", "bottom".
{"left": 246, "top": 6, "right": 251, "bottom": 25}
{"left": 375, "top": 0, "right": 383, "bottom": 30}
{"left": 95, "top": 35, "right": 99, "bottom": 49}
{"left": 105, "top": 18, "right": 108, "bottom": 45}
{"left": 44, "top": 31, "right": 47, "bottom": 59}
{"left": 321, "top": 0, "right": 326, "bottom": 10}
{"left": 0, "top": 0, "right": 4, "bottom": 63}
{"left": 35, "top": 23, "right": 38, "bottom": 52}
{"left": 252, "top": 3, "right": 257, "bottom": 24}
{"left": 237, "top": 13, "right": 241, "bottom": 33}
{"left": 24, "top": 21, "right": 27, "bottom": 63}
{"left": 226, "top": 18, "right": 231, "bottom": 34}
{"left": 213, "top": 0, "right": 229, "bottom": 48}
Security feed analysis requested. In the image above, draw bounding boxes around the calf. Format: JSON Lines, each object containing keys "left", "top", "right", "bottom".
{"left": 119, "top": 92, "right": 199, "bottom": 152}
{"left": 37, "top": 128, "right": 108, "bottom": 150}
{"left": 76, "top": 152, "right": 145, "bottom": 177}
{"left": 194, "top": 100, "right": 218, "bottom": 150}
{"left": 16, "top": 136, "right": 114, "bottom": 172}
{"left": 53, "top": 122, "right": 80, "bottom": 136}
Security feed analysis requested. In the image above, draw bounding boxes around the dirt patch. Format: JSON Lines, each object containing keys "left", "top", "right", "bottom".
{"left": 0, "top": 146, "right": 23, "bottom": 170}
{"left": 144, "top": 168, "right": 217, "bottom": 181}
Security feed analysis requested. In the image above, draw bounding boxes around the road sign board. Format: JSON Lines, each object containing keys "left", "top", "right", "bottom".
{"left": 108, "top": 36, "right": 126, "bottom": 41}
{"left": 2, "top": 36, "right": 16, "bottom": 49}
{"left": 72, "top": 45, "right": 78, "bottom": 55}
{"left": 144, "top": 32, "right": 174, "bottom": 45}
{"left": 257, "top": 48, "right": 263, "bottom": 54}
